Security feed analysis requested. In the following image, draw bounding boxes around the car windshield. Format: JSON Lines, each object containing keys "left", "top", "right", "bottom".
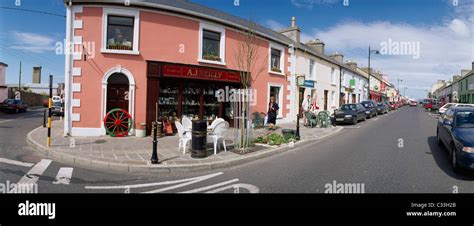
{"left": 377, "top": 103, "right": 383, "bottom": 106}
{"left": 455, "top": 111, "right": 474, "bottom": 128}
{"left": 53, "top": 102, "right": 62, "bottom": 107}
{"left": 361, "top": 102, "right": 371, "bottom": 108}
{"left": 4, "top": 99, "right": 14, "bottom": 104}
{"left": 340, "top": 105, "right": 356, "bottom": 111}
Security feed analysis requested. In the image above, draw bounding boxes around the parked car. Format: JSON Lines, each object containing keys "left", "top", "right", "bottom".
{"left": 0, "top": 99, "right": 28, "bottom": 113}
{"left": 389, "top": 101, "right": 398, "bottom": 110}
{"left": 334, "top": 104, "right": 367, "bottom": 125}
{"left": 439, "top": 103, "right": 474, "bottom": 115}
{"left": 424, "top": 99, "right": 439, "bottom": 111}
{"left": 437, "top": 107, "right": 474, "bottom": 172}
{"left": 52, "top": 101, "right": 64, "bottom": 116}
{"left": 360, "top": 101, "right": 378, "bottom": 118}
{"left": 376, "top": 102, "right": 389, "bottom": 115}
{"left": 409, "top": 100, "right": 417, "bottom": 107}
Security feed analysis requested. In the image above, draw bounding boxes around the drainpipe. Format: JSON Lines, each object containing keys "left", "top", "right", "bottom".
{"left": 63, "top": 0, "right": 73, "bottom": 136}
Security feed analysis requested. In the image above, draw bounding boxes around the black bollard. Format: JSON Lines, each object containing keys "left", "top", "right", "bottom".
{"left": 43, "top": 109, "right": 47, "bottom": 128}
{"left": 150, "top": 121, "right": 160, "bottom": 164}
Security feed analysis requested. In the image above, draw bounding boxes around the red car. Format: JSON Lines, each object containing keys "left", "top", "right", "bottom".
{"left": 389, "top": 101, "right": 397, "bottom": 110}
{"left": 0, "top": 99, "right": 28, "bottom": 113}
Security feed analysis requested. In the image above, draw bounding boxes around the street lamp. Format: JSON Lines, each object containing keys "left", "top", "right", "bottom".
{"left": 367, "top": 46, "right": 380, "bottom": 101}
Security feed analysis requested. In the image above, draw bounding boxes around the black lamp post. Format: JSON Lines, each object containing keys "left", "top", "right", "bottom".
{"left": 367, "top": 46, "right": 380, "bottom": 101}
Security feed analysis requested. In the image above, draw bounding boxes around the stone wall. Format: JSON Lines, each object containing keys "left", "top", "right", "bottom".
{"left": 8, "top": 88, "right": 47, "bottom": 106}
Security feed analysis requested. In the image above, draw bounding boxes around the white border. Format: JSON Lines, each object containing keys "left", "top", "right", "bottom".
{"left": 268, "top": 42, "right": 285, "bottom": 76}
{"left": 100, "top": 66, "right": 136, "bottom": 136}
{"left": 198, "top": 22, "right": 226, "bottom": 65}
{"left": 101, "top": 8, "right": 140, "bottom": 55}
{"left": 267, "top": 83, "right": 284, "bottom": 118}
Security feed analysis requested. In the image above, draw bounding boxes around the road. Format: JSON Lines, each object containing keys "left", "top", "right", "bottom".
{"left": 0, "top": 106, "right": 473, "bottom": 193}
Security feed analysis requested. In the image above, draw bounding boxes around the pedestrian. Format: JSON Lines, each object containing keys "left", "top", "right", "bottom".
{"left": 302, "top": 95, "right": 311, "bottom": 126}
{"left": 267, "top": 95, "right": 279, "bottom": 130}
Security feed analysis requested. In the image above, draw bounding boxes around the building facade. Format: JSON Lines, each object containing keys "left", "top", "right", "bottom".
{"left": 64, "top": 0, "right": 293, "bottom": 136}
{"left": 459, "top": 71, "right": 474, "bottom": 104}
{"left": 0, "top": 62, "right": 7, "bottom": 102}
{"left": 340, "top": 61, "right": 368, "bottom": 105}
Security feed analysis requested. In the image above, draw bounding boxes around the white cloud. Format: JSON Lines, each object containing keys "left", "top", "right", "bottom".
{"left": 10, "top": 31, "right": 56, "bottom": 53}
{"left": 291, "top": 0, "right": 339, "bottom": 10}
{"left": 266, "top": 19, "right": 286, "bottom": 31}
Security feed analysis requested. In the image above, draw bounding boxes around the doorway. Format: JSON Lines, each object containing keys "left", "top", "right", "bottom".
{"left": 324, "top": 90, "right": 328, "bottom": 110}
{"left": 106, "top": 73, "right": 129, "bottom": 112}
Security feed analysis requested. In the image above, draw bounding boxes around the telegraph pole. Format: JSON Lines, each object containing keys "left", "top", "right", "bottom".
{"left": 18, "top": 61, "right": 21, "bottom": 91}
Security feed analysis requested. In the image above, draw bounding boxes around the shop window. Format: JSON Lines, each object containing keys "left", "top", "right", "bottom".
{"left": 102, "top": 8, "right": 139, "bottom": 54}
{"left": 202, "top": 30, "right": 221, "bottom": 62}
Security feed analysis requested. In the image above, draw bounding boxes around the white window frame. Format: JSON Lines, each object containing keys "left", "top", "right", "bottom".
{"left": 101, "top": 8, "right": 140, "bottom": 55}
{"left": 331, "top": 68, "right": 336, "bottom": 85}
{"left": 268, "top": 42, "right": 285, "bottom": 76}
{"left": 198, "top": 22, "right": 226, "bottom": 65}
{"left": 331, "top": 91, "right": 336, "bottom": 107}
{"left": 309, "top": 59, "right": 315, "bottom": 81}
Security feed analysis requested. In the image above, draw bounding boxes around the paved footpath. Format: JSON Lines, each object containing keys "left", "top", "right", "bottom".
{"left": 28, "top": 120, "right": 343, "bottom": 174}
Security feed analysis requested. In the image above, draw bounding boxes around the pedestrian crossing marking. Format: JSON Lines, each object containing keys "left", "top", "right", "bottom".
{"left": 17, "top": 159, "right": 52, "bottom": 185}
{"left": 53, "top": 167, "right": 73, "bottom": 185}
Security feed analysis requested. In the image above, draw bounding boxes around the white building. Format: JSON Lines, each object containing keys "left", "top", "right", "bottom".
{"left": 339, "top": 60, "right": 368, "bottom": 104}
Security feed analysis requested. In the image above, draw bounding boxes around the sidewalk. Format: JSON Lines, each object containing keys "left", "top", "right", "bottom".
{"left": 27, "top": 120, "right": 343, "bottom": 174}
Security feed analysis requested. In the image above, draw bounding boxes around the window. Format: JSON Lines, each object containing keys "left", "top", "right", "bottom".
{"left": 271, "top": 48, "right": 282, "bottom": 73}
{"left": 102, "top": 8, "right": 139, "bottom": 54}
{"left": 107, "top": 15, "right": 134, "bottom": 50}
{"left": 331, "top": 68, "right": 336, "bottom": 85}
{"left": 331, "top": 91, "right": 336, "bottom": 107}
{"left": 309, "top": 59, "right": 315, "bottom": 80}
{"left": 202, "top": 30, "right": 221, "bottom": 62}
{"left": 199, "top": 23, "right": 225, "bottom": 64}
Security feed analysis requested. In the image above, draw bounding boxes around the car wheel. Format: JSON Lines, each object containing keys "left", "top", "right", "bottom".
{"left": 436, "top": 129, "right": 442, "bottom": 147}
{"left": 450, "top": 143, "right": 461, "bottom": 173}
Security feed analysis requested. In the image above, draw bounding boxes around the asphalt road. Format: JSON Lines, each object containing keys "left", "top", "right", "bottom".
{"left": 0, "top": 106, "right": 473, "bottom": 193}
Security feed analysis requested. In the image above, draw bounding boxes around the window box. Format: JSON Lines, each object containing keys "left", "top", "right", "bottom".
{"left": 106, "top": 44, "right": 133, "bottom": 51}
{"left": 271, "top": 67, "right": 282, "bottom": 73}
{"left": 203, "top": 54, "right": 222, "bottom": 62}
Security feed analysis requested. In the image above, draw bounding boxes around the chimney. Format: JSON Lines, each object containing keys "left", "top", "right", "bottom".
{"left": 32, "top": 66, "right": 42, "bottom": 84}
{"left": 279, "top": 17, "right": 300, "bottom": 43}
{"left": 345, "top": 60, "right": 358, "bottom": 70}
{"left": 306, "top": 39, "right": 325, "bottom": 54}
{"left": 452, "top": 75, "right": 461, "bottom": 82}
{"left": 329, "top": 52, "right": 344, "bottom": 63}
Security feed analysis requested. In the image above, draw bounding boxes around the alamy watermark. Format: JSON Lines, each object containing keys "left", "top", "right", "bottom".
{"left": 55, "top": 39, "right": 96, "bottom": 59}
{"left": 324, "top": 180, "right": 365, "bottom": 193}
{"left": 380, "top": 38, "right": 420, "bottom": 59}
{"left": 215, "top": 86, "right": 257, "bottom": 106}
{"left": 0, "top": 180, "right": 38, "bottom": 193}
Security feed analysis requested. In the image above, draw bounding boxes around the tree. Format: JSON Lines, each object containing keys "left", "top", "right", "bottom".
{"left": 233, "top": 21, "right": 268, "bottom": 152}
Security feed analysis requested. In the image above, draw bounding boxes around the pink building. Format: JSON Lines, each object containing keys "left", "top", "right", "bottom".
{"left": 0, "top": 62, "right": 7, "bottom": 102}
{"left": 64, "top": 0, "right": 293, "bottom": 136}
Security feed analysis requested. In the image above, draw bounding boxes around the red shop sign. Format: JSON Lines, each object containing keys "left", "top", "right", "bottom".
{"left": 163, "top": 64, "right": 241, "bottom": 83}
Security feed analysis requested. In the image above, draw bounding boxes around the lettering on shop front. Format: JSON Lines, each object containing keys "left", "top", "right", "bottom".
{"left": 163, "top": 64, "right": 241, "bottom": 83}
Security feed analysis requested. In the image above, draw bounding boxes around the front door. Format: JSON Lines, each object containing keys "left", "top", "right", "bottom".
{"left": 352, "top": 94, "right": 356, "bottom": 103}
{"left": 107, "top": 84, "right": 129, "bottom": 112}
{"left": 324, "top": 90, "right": 328, "bottom": 110}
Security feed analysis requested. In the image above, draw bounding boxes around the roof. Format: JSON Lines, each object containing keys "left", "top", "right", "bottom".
{"left": 0, "top": 62, "right": 8, "bottom": 67}
{"left": 65, "top": 0, "right": 294, "bottom": 45}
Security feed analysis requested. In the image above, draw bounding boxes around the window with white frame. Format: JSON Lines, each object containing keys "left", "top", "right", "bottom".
{"left": 331, "top": 68, "right": 336, "bottom": 85}
{"left": 269, "top": 43, "right": 284, "bottom": 74}
{"left": 341, "top": 71, "right": 346, "bottom": 86}
{"left": 309, "top": 59, "right": 315, "bottom": 80}
{"left": 331, "top": 91, "right": 336, "bottom": 107}
{"left": 199, "top": 23, "right": 225, "bottom": 64}
{"left": 102, "top": 8, "right": 139, "bottom": 54}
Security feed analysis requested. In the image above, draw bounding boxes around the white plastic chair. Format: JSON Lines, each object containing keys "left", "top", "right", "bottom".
{"left": 208, "top": 118, "right": 224, "bottom": 131}
{"left": 175, "top": 121, "right": 192, "bottom": 154}
{"left": 182, "top": 116, "right": 192, "bottom": 133}
{"left": 207, "top": 121, "right": 229, "bottom": 155}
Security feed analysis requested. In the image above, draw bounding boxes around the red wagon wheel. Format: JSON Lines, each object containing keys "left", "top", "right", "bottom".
{"left": 103, "top": 108, "right": 133, "bottom": 137}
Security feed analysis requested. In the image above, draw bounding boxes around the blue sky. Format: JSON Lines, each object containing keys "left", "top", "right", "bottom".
{"left": 0, "top": 0, "right": 472, "bottom": 99}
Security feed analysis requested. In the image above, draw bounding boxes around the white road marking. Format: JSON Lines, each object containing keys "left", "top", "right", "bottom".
{"left": 85, "top": 172, "right": 223, "bottom": 190}
{"left": 17, "top": 159, "right": 52, "bottom": 185}
{"left": 206, "top": 183, "right": 260, "bottom": 193}
{"left": 344, "top": 126, "right": 361, "bottom": 129}
{"left": 142, "top": 173, "right": 223, "bottom": 193}
{"left": 0, "top": 119, "right": 14, "bottom": 124}
{"left": 179, "top": 179, "right": 239, "bottom": 193}
{"left": 53, "top": 167, "right": 73, "bottom": 185}
{"left": 0, "top": 157, "right": 34, "bottom": 167}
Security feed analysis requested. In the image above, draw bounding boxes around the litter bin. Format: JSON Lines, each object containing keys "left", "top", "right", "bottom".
{"left": 191, "top": 120, "right": 207, "bottom": 158}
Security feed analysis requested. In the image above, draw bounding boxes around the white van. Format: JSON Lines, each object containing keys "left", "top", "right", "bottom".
{"left": 52, "top": 96, "right": 61, "bottom": 103}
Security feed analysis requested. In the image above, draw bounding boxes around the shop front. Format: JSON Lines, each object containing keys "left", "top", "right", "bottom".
{"left": 146, "top": 61, "right": 242, "bottom": 134}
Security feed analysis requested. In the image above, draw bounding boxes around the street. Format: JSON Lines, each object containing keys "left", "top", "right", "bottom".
{"left": 0, "top": 106, "right": 473, "bottom": 193}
